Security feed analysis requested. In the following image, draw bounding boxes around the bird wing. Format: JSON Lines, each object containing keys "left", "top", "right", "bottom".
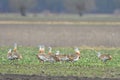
{"left": 56, "top": 55, "right": 69, "bottom": 61}
{"left": 8, "top": 56, "right": 14, "bottom": 60}
{"left": 38, "top": 54, "right": 55, "bottom": 62}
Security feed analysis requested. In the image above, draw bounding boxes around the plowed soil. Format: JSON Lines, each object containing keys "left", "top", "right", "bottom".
{"left": 0, "top": 24, "right": 120, "bottom": 47}
{"left": 0, "top": 73, "right": 119, "bottom": 80}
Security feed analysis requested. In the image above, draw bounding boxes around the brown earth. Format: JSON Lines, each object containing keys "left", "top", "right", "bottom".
{"left": 0, "top": 24, "right": 120, "bottom": 47}
{"left": 0, "top": 73, "right": 119, "bottom": 80}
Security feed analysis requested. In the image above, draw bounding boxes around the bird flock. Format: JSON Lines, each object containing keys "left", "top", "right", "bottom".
{"left": 7, "top": 43, "right": 112, "bottom": 63}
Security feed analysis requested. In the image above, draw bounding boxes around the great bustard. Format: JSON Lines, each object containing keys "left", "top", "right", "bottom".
{"left": 97, "top": 52, "right": 112, "bottom": 63}
{"left": 68, "top": 47, "right": 80, "bottom": 62}
{"left": 12, "top": 43, "right": 22, "bottom": 59}
{"left": 7, "top": 43, "right": 22, "bottom": 60}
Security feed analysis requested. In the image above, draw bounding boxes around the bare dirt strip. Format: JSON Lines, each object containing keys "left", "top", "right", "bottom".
{"left": 0, "top": 24, "right": 120, "bottom": 47}
{"left": 0, "top": 21, "right": 120, "bottom": 25}
{"left": 0, "top": 73, "right": 119, "bottom": 80}
{"left": 1, "top": 23, "right": 120, "bottom": 48}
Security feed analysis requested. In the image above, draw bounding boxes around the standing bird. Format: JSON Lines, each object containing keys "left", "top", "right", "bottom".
{"left": 7, "top": 43, "right": 22, "bottom": 61}
{"left": 36, "top": 45, "right": 46, "bottom": 63}
{"left": 68, "top": 48, "right": 81, "bottom": 62}
{"left": 97, "top": 52, "right": 112, "bottom": 63}
{"left": 12, "top": 43, "right": 22, "bottom": 60}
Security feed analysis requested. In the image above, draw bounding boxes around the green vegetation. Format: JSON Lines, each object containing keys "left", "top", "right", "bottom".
{"left": 0, "top": 14, "right": 120, "bottom": 22}
{"left": 0, "top": 46, "right": 120, "bottom": 78}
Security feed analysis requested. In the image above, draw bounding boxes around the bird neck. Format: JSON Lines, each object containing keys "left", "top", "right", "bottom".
{"left": 48, "top": 51, "right": 52, "bottom": 55}
{"left": 8, "top": 49, "right": 12, "bottom": 53}
{"left": 48, "top": 48, "right": 52, "bottom": 54}
{"left": 13, "top": 49, "right": 17, "bottom": 52}
{"left": 97, "top": 53, "right": 101, "bottom": 57}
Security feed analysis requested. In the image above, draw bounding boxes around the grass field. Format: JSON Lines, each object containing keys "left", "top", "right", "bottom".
{"left": 0, "top": 13, "right": 120, "bottom": 22}
{"left": 0, "top": 47, "right": 120, "bottom": 78}
{"left": 0, "top": 14, "right": 120, "bottom": 26}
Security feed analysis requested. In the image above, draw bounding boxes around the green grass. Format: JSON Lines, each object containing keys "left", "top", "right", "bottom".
{"left": 0, "top": 46, "right": 120, "bottom": 78}
{"left": 0, "top": 13, "right": 120, "bottom": 22}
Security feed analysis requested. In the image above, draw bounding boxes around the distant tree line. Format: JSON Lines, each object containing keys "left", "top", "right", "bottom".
{"left": 64, "top": 0, "right": 96, "bottom": 16}
{"left": 0, "top": 0, "right": 120, "bottom": 16}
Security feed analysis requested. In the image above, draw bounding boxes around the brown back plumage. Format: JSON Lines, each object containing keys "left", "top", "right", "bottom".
{"left": 68, "top": 48, "right": 80, "bottom": 62}
{"left": 97, "top": 52, "right": 112, "bottom": 62}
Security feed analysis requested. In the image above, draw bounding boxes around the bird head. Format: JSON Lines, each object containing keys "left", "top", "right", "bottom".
{"left": 48, "top": 47, "right": 52, "bottom": 51}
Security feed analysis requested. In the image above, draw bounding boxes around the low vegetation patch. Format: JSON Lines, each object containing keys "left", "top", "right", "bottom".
{"left": 0, "top": 47, "right": 120, "bottom": 78}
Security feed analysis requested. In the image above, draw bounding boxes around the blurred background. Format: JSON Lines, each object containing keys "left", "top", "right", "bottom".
{"left": 0, "top": 0, "right": 120, "bottom": 16}
{"left": 0, "top": 0, "right": 120, "bottom": 47}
